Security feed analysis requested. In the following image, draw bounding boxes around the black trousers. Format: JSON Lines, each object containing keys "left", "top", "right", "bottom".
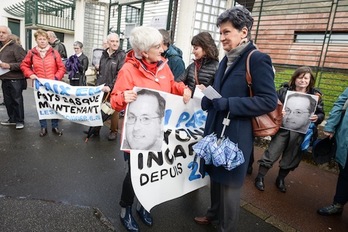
{"left": 2, "top": 79, "right": 25, "bottom": 123}
{"left": 119, "top": 152, "right": 135, "bottom": 207}
{"left": 334, "top": 153, "right": 348, "bottom": 205}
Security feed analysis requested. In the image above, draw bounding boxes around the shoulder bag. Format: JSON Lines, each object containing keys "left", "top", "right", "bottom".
{"left": 246, "top": 50, "right": 283, "bottom": 137}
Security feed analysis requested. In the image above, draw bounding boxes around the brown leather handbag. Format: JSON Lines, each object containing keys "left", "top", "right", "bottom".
{"left": 246, "top": 50, "right": 283, "bottom": 137}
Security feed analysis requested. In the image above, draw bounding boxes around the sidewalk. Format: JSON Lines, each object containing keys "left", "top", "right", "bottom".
{"left": 241, "top": 146, "right": 348, "bottom": 232}
{"left": 1, "top": 83, "right": 347, "bottom": 231}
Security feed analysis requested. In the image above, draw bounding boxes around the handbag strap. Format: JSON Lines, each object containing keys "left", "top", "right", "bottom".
{"left": 0, "top": 40, "right": 13, "bottom": 54}
{"left": 246, "top": 49, "right": 258, "bottom": 97}
{"left": 194, "top": 65, "right": 200, "bottom": 85}
{"left": 103, "top": 92, "right": 110, "bottom": 103}
{"left": 343, "top": 99, "right": 348, "bottom": 111}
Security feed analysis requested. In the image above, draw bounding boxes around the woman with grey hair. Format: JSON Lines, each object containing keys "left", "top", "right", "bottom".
{"left": 110, "top": 26, "right": 191, "bottom": 232}
{"left": 193, "top": 6, "right": 278, "bottom": 231}
{"left": 65, "top": 41, "right": 89, "bottom": 86}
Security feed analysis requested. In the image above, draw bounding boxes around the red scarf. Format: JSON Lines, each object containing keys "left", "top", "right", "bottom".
{"left": 141, "top": 59, "right": 158, "bottom": 75}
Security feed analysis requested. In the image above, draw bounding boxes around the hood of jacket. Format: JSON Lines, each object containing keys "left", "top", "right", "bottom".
{"left": 163, "top": 45, "right": 183, "bottom": 58}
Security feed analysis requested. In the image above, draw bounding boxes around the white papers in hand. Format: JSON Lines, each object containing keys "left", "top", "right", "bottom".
{"left": 202, "top": 85, "right": 222, "bottom": 99}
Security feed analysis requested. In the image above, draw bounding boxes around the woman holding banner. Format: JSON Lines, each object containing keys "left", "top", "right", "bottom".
{"left": 20, "top": 29, "right": 66, "bottom": 137}
{"left": 110, "top": 26, "right": 191, "bottom": 232}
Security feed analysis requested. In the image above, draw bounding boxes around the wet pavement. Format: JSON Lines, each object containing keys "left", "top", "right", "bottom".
{"left": 0, "top": 84, "right": 347, "bottom": 231}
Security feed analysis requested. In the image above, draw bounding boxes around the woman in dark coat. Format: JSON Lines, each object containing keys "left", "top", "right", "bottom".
{"left": 194, "top": 6, "right": 278, "bottom": 231}
{"left": 66, "top": 41, "right": 89, "bottom": 86}
{"left": 177, "top": 31, "right": 219, "bottom": 94}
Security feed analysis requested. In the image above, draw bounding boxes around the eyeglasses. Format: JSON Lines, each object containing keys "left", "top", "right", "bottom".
{"left": 285, "top": 108, "right": 309, "bottom": 116}
{"left": 127, "top": 114, "right": 160, "bottom": 125}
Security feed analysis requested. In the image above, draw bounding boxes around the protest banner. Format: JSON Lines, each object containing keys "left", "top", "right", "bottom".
{"left": 33, "top": 78, "right": 104, "bottom": 127}
{"left": 127, "top": 87, "right": 210, "bottom": 212}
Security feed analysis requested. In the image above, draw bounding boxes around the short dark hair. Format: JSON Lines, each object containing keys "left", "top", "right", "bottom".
{"left": 216, "top": 6, "right": 254, "bottom": 39}
{"left": 137, "top": 89, "right": 166, "bottom": 118}
{"left": 287, "top": 92, "right": 317, "bottom": 113}
{"left": 73, "top": 41, "right": 83, "bottom": 48}
{"left": 191, "top": 32, "right": 219, "bottom": 61}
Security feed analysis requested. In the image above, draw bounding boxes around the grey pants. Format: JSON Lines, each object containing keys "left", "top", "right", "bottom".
{"left": 258, "top": 129, "right": 305, "bottom": 170}
{"left": 206, "top": 180, "right": 241, "bottom": 232}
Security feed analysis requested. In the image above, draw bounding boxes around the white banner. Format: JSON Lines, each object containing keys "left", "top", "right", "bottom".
{"left": 128, "top": 87, "right": 210, "bottom": 212}
{"left": 33, "top": 78, "right": 104, "bottom": 127}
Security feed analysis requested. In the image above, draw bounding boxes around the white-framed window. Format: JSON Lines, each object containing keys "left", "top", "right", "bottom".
{"left": 294, "top": 32, "right": 348, "bottom": 44}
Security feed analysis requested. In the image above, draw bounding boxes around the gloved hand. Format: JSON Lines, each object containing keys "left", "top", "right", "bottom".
{"left": 201, "top": 96, "right": 213, "bottom": 110}
{"left": 212, "top": 98, "right": 228, "bottom": 111}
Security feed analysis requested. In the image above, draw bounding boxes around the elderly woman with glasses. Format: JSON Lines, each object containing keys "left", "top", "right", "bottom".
{"left": 254, "top": 66, "right": 325, "bottom": 193}
{"left": 110, "top": 26, "right": 191, "bottom": 232}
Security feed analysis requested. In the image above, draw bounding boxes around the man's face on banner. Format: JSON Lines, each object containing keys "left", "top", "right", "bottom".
{"left": 283, "top": 95, "right": 311, "bottom": 131}
{"left": 126, "top": 94, "right": 163, "bottom": 151}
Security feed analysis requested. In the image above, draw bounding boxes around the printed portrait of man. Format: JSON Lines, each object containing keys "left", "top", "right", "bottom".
{"left": 121, "top": 89, "right": 166, "bottom": 151}
{"left": 281, "top": 91, "right": 318, "bottom": 134}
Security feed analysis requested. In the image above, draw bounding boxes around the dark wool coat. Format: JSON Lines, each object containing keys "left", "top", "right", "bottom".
{"left": 202, "top": 43, "right": 278, "bottom": 187}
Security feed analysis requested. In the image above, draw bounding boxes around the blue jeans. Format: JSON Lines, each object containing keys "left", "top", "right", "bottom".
{"left": 39, "top": 119, "right": 59, "bottom": 129}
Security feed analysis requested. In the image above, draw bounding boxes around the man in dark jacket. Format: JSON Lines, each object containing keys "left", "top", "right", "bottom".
{"left": 96, "top": 33, "right": 126, "bottom": 141}
{"left": 159, "top": 29, "right": 185, "bottom": 80}
{"left": 47, "top": 31, "right": 67, "bottom": 59}
{"left": 0, "top": 26, "right": 27, "bottom": 129}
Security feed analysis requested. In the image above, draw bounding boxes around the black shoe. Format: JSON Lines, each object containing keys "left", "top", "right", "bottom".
{"left": 120, "top": 206, "right": 139, "bottom": 232}
{"left": 275, "top": 177, "right": 287, "bottom": 193}
{"left": 317, "top": 203, "right": 343, "bottom": 216}
{"left": 52, "top": 128, "right": 63, "bottom": 136}
{"left": 137, "top": 205, "right": 153, "bottom": 226}
{"left": 40, "top": 128, "right": 47, "bottom": 137}
{"left": 255, "top": 177, "right": 265, "bottom": 191}
{"left": 84, "top": 128, "right": 100, "bottom": 136}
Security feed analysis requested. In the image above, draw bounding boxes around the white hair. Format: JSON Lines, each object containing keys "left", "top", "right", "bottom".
{"left": 129, "top": 26, "right": 163, "bottom": 58}
{"left": 0, "top": 25, "right": 12, "bottom": 35}
{"left": 107, "top": 33, "right": 119, "bottom": 41}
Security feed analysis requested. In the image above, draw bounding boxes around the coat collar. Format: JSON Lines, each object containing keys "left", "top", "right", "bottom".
{"left": 214, "top": 43, "right": 257, "bottom": 91}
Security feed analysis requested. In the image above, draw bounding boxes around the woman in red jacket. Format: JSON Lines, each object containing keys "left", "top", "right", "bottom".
{"left": 110, "top": 26, "right": 191, "bottom": 232}
{"left": 20, "top": 29, "right": 66, "bottom": 137}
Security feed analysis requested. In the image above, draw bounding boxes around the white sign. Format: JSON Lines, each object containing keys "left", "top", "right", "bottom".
{"left": 128, "top": 87, "right": 210, "bottom": 212}
{"left": 33, "top": 78, "right": 104, "bottom": 127}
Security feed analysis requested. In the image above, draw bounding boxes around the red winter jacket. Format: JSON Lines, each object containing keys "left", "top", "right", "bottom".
{"left": 20, "top": 46, "right": 66, "bottom": 80}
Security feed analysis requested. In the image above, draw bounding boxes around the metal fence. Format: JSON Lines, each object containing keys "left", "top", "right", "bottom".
{"left": 250, "top": 0, "right": 348, "bottom": 114}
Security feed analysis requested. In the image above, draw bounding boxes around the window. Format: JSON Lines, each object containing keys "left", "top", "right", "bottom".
{"left": 294, "top": 31, "right": 348, "bottom": 44}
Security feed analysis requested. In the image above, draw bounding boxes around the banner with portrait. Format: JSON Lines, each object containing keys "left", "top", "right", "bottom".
{"left": 126, "top": 87, "right": 210, "bottom": 211}
{"left": 33, "top": 78, "right": 104, "bottom": 127}
{"left": 281, "top": 91, "right": 319, "bottom": 134}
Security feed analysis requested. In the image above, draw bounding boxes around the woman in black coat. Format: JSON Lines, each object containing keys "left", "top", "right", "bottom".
{"left": 194, "top": 6, "right": 278, "bottom": 231}
{"left": 177, "top": 31, "right": 219, "bottom": 94}
{"left": 66, "top": 41, "right": 89, "bottom": 86}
